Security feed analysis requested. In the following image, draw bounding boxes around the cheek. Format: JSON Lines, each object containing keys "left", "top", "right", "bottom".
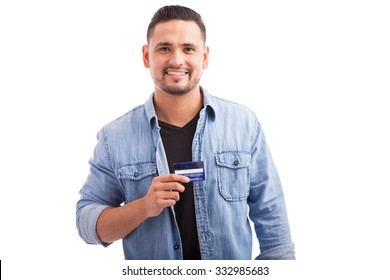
{"left": 193, "top": 61, "right": 206, "bottom": 73}
{"left": 146, "top": 53, "right": 163, "bottom": 70}
{"left": 148, "top": 60, "right": 162, "bottom": 74}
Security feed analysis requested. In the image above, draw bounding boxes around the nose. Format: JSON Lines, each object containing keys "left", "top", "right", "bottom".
{"left": 168, "top": 49, "right": 185, "bottom": 66}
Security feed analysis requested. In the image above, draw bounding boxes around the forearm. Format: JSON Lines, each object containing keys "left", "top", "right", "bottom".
{"left": 96, "top": 174, "right": 188, "bottom": 243}
{"left": 96, "top": 198, "right": 149, "bottom": 243}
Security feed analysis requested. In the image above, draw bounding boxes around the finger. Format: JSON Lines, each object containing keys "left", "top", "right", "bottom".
{"left": 151, "top": 181, "right": 185, "bottom": 193}
{"left": 170, "top": 182, "right": 185, "bottom": 193}
{"left": 155, "top": 198, "right": 177, "bottom": 210}
{"left": 156, "top": 190, "right": 181, "bottom": 201}
{"left": 158, "top": 174, "right": 190, "bottom": 184}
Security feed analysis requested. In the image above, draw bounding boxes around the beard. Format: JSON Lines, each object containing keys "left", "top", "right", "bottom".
{"left": 155, "top": 80, "right": 198, "bottom": 96}
{"left": 153, "top": 66, "right": 201, "bottom": 96}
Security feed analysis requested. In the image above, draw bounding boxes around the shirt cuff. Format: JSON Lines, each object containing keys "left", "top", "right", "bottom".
{"left": 255, "top": 243, "right": 296, "bottom": 260}
{"left": 78, "top": 203, "right": 111, "bottom": 246}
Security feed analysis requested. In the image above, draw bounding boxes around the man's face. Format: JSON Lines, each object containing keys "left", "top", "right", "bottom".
{"left": 143, "top": 20, "right": 209, "bottom": 96}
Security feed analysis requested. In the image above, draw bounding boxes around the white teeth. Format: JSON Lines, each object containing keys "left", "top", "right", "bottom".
{"left": 167, "top": 71, "right": 186, "bottom": 75}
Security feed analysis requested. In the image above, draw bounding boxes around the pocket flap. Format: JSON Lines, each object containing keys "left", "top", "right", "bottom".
{"left": 215, "top": 151, "right": 251, "bottom": 169}
{"left": 118, "top": 162, "right": 157, "bottom": 180}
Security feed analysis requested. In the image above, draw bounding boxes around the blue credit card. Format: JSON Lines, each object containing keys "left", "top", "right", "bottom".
{"left": 173, "top": 161, "right": 205, "bottom": 182}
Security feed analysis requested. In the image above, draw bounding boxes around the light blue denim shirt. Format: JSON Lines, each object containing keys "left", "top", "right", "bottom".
{"left": 76, "top": 87, "right": 295, "bottom": 260}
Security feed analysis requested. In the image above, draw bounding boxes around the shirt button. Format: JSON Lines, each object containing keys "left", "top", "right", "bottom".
{"left": 234, "top": 160, "right": 239, "bottom": 166}
{"left": 133, "top": 172, "right": 138, "bottom": 178}
{"left": 174, "top": 244, "right": 180, "bottom": 250}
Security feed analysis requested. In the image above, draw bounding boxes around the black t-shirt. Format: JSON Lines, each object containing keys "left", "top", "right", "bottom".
{"left": 159, "top": 112, "right": 201, "bottom": 260}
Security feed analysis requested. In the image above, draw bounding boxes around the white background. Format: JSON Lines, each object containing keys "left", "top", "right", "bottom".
{"left": 1, "top": 0, "right": 389, "bottom": 279}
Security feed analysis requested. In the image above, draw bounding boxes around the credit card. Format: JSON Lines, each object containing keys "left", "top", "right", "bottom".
{"left": 173, "top": 161, "right": 205, "bottom": 182}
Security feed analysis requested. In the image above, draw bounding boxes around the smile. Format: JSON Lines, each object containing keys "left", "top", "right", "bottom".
{"left": 165, "top": 71, "right": 188, "bottom": 75}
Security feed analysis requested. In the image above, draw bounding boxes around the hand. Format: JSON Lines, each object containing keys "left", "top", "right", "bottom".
{"left": 142, "top": 174, "right": 190, "bottom": 217}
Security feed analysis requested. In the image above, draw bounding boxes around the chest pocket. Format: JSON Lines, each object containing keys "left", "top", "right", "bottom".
{"left": 118, "top": 162, "right": 157, "bottom": 202}
{"left": 215, "top": 151, "right": 251, "bottom": 201}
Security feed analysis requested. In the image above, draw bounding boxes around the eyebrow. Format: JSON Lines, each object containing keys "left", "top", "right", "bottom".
{"left": 155, "top": 42, "right": 198, "bottom": 49}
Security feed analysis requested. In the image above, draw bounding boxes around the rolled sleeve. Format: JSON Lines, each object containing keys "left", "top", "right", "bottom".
{"left": 249, "top": 120, "right": 295, "bottom": 259}
{"left": 77, "top": 203, "right": 110, "bottom": 245}
{"left": 256, "top": 243, "right": 295, "bottom": 260}
{"left": 76, "top": 128, "right": 124, "bottom": 246}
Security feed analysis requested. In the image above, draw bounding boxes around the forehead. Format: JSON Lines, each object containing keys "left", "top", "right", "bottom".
{"left": 149, "top": 20, "right": 203, "bottom": 45}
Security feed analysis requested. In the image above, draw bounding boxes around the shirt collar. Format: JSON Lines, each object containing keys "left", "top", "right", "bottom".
{"left": 201, "top": 87, "right": 216, "bottom": 119}
{"left": 144, "top": 86, "right": 216, "bottom": 127}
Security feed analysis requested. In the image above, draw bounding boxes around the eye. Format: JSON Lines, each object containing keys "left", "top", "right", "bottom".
{"left": 184, "top": 47, "right": 196, "bottom": 53}
{"left": 159, "top": 47, "right": 170, "bottom": 52}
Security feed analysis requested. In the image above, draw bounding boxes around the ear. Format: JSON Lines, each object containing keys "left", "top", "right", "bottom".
{"left": 202, "top": 45, "right": 209, "bottom": 69}
{"left": 142, "top": 44, "right": 150, "bottom": 68}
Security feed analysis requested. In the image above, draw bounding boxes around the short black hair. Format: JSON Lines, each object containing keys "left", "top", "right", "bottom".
{"left": 147, "top": 5, "right": 206, "bottom": 43}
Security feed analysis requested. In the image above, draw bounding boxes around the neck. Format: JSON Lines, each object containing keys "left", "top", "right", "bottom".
{"left": 153, "top": 87, "right": 203, "bottom": 127}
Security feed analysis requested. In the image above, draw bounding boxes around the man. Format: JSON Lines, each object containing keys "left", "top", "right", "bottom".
{"left": 76, "top": 5, "right": 295, "bottom": 260}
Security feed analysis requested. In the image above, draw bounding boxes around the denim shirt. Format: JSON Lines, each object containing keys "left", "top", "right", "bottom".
{"left": 76, "top": 88, "right": 295, "bottom": 260}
